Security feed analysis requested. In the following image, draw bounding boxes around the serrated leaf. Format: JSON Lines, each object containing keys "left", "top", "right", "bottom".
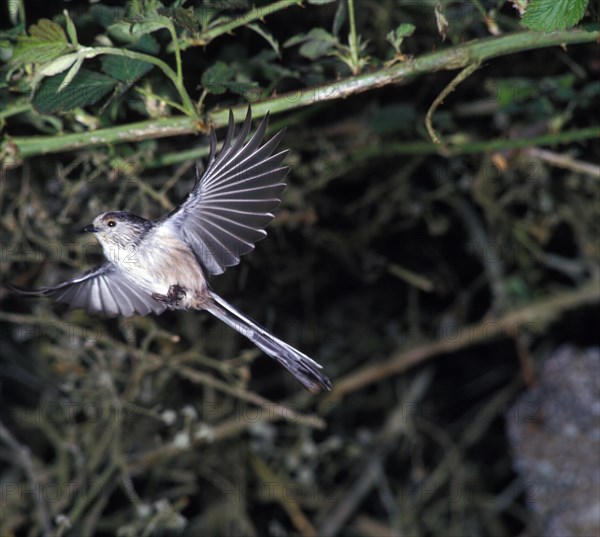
{"left": 201, "top": 61, "right": 235, "bottom": 95}
{"left": 247, "top": 23, "right": 280, "bottom": 57}
{"left": 13, "top": 19, "right": 70, "bottom": 65}
{"left": 100, "top": 54, "right": 153, "bottom": 83}
{"left": 33, "top": 68, "right": 117, "bottom": 114}
{"left": 29, "top": 19, "right": 68, "bottom": 43}
{"left": 522, "top": 0, "right": 588, "bottom": 31}
{"left": 125, "top": 0, "right": 148, "bottom": 19}
{"left": 157, "top": 6, "right": 200, "bottom": 34}
{"left": 225, "top": 80, "right": 260, "bottom": 97}
{"left": 174, "top": 8, "right": 200, "bottom": 34}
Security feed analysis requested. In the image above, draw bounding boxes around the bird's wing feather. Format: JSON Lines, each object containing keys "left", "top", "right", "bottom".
{"left": 163, "top": 107, "right": 289, "bottom": 275}
{"left": 7, "top": 263, "right": 167, "bottom": 318}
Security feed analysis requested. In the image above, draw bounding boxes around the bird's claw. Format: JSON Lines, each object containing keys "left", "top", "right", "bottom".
{"left": 152, "top": 284, "right": 186, "bottom": 305}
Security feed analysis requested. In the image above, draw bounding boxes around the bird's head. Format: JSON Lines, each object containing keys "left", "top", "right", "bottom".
{"left": 84, "top": 211, "right": 152, "bottom": 252}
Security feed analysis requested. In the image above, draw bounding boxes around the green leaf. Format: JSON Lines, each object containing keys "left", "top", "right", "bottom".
{"left": 522, "top": 0, "right": 588, "bottom": 32}
{"left": 0, "top": 40, "right": 13, "bottom": 62}
{"left": 226, "top": 81, "right": 260, "bottom": 98}
{"left": 37, "top": 53, "right": 80, "bottom": 78}
{"left": 89, "top": 5, "right": 126, "bottom": 29}
{"left": 108, "top": 17, "right": 170, "bottom": 41}
{"left": 307, "top": 28, "right": 338, "bottom": 43}
{"left": 13, "top": 19, "right": 70, "bottom": 65}
{"left": 29, "top": 18, "right": 67, "bottom": 43}
{"left": 200, "top": 61, "right": 258, "bottom": 96}
{"left": 394, "top": 23, "right": 416, "bottom": 39}
{"left": 33, "top": 68, "right": 117, "bottom": 114}
{"left": 157, "top": 6, "right": 200, "bottom": 34}
{"left": 63, "top": 10, "right": 79, "bottom": 46}
{"left": 307, "top": 0, "right": 336, "bottom": 3}
{"left": 284, "top": 28, "right": 337, "bottom": 48}
{"left": 332, "top": 0, "right": 346, "bottom": 38}
{"left": 201, "top": 61, "right": 235, "bottom": 95}
{"left": 58, "top": 57, "right": 84, "bottom": 92}
{"left": 294, "top": 28, "right": 338, "bottom": 60}
{"left": 386, "top": 23, "right": 415, "bottom": 53}
{"left": 300, "top": 39, "right": 335, "bottom": 61}
{"left": 248, "top": 50, "right": 299, "bottom": 83}
{"left": 131, "top": 34, "right": 160, "bottom": 54}
{"left": 283, "top": 33, "right": 309, "bottom": 48}
{"left": 100, "top": 54, "right": 154, "bottom": 83}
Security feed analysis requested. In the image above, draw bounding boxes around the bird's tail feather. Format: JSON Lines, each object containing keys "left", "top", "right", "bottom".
{"left": 207, "top": 292, "right": 331, "bottom": 392}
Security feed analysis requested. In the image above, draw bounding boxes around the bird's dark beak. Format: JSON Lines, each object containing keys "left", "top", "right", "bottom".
{"left": 82, "top": 225, "right": 99, "bottom": 233}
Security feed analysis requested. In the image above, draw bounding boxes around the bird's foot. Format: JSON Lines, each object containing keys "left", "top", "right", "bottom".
{"left": 152, "top": 284, "right": 187, "bottom": 305}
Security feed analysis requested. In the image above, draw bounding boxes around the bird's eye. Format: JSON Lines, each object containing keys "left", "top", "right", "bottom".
{"left": 107, "top": 220, "right": 116, "bottom": 227}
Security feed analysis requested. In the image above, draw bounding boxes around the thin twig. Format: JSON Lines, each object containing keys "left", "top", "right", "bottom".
{"left": 0, "top": 419, "right": 53, "bottom": 536}
{"left": 425, "top": 62, "right": 481, "bottom": 148}
{"left": 318, "top": 371, "right": 432, "bottom": 536}
{"left": 526, "top": 147, "right": 600, "bottom": 179}
{"left": 328, "top": 278, "right": 600, "bottom": 400}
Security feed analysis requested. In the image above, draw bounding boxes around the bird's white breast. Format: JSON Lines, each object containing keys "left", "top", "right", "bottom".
{"left": 121, "top": 225, "right": 206, "bottom": 301}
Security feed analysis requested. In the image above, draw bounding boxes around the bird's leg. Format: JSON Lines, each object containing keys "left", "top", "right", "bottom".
{"left": 152, "top": 284, "right": 187, "bottom": 305}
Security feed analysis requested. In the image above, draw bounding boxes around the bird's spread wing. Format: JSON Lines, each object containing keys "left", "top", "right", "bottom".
{"left": 7, "top": 263, "right": 167, "bottom": 318}
{"left": 164, "top": 107, "right": 289, "bottom": 275}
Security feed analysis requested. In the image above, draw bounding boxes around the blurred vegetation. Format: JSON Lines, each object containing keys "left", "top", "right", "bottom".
{"left": 1, "top": 1, "right": 599, "bottom": 536}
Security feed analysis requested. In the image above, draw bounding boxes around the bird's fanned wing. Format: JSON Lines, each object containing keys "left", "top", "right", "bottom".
{"left": 164, "top": 107, "right": 289, "bottom": 275}
{"left": 7, "top": 263, "right": 167, "bottom": 318}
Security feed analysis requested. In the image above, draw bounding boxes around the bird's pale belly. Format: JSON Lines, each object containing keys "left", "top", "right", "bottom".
{"left": 114, "top": 229, "right": 208, "bottom": 308}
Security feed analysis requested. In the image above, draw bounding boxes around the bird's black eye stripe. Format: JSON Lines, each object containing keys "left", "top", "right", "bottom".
{"left": 107, "top": 220, "right": 116, "bottom": 227}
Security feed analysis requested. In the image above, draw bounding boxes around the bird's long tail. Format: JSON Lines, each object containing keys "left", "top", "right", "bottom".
{"left": 206, "top": 292, "right": 331, "bottom": 392}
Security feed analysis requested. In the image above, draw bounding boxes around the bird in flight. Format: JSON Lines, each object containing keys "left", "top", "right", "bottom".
{"left": 9, "top": 107, "right": 331, "bottom": 392}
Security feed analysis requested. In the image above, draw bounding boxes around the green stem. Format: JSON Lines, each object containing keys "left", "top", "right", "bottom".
{"left": 0, "top": 103, "right": 31, "bottom": 120}
{"left": 180, "top": 0, "right": 303, "bottom": 48}
{"left": 5, "top": 29, "right": 599, "bottom": 160}
{"left": 346, "top": 127, "right": 600, "bottom": 173}
{"left": 149, "top": 127, "right": 600, "bottom": 169}
{"left": 167, "top": 21, "right": 183, "bottom": 90}
{"left": 347, "top": 0, "right": 360, "bottom": 74}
